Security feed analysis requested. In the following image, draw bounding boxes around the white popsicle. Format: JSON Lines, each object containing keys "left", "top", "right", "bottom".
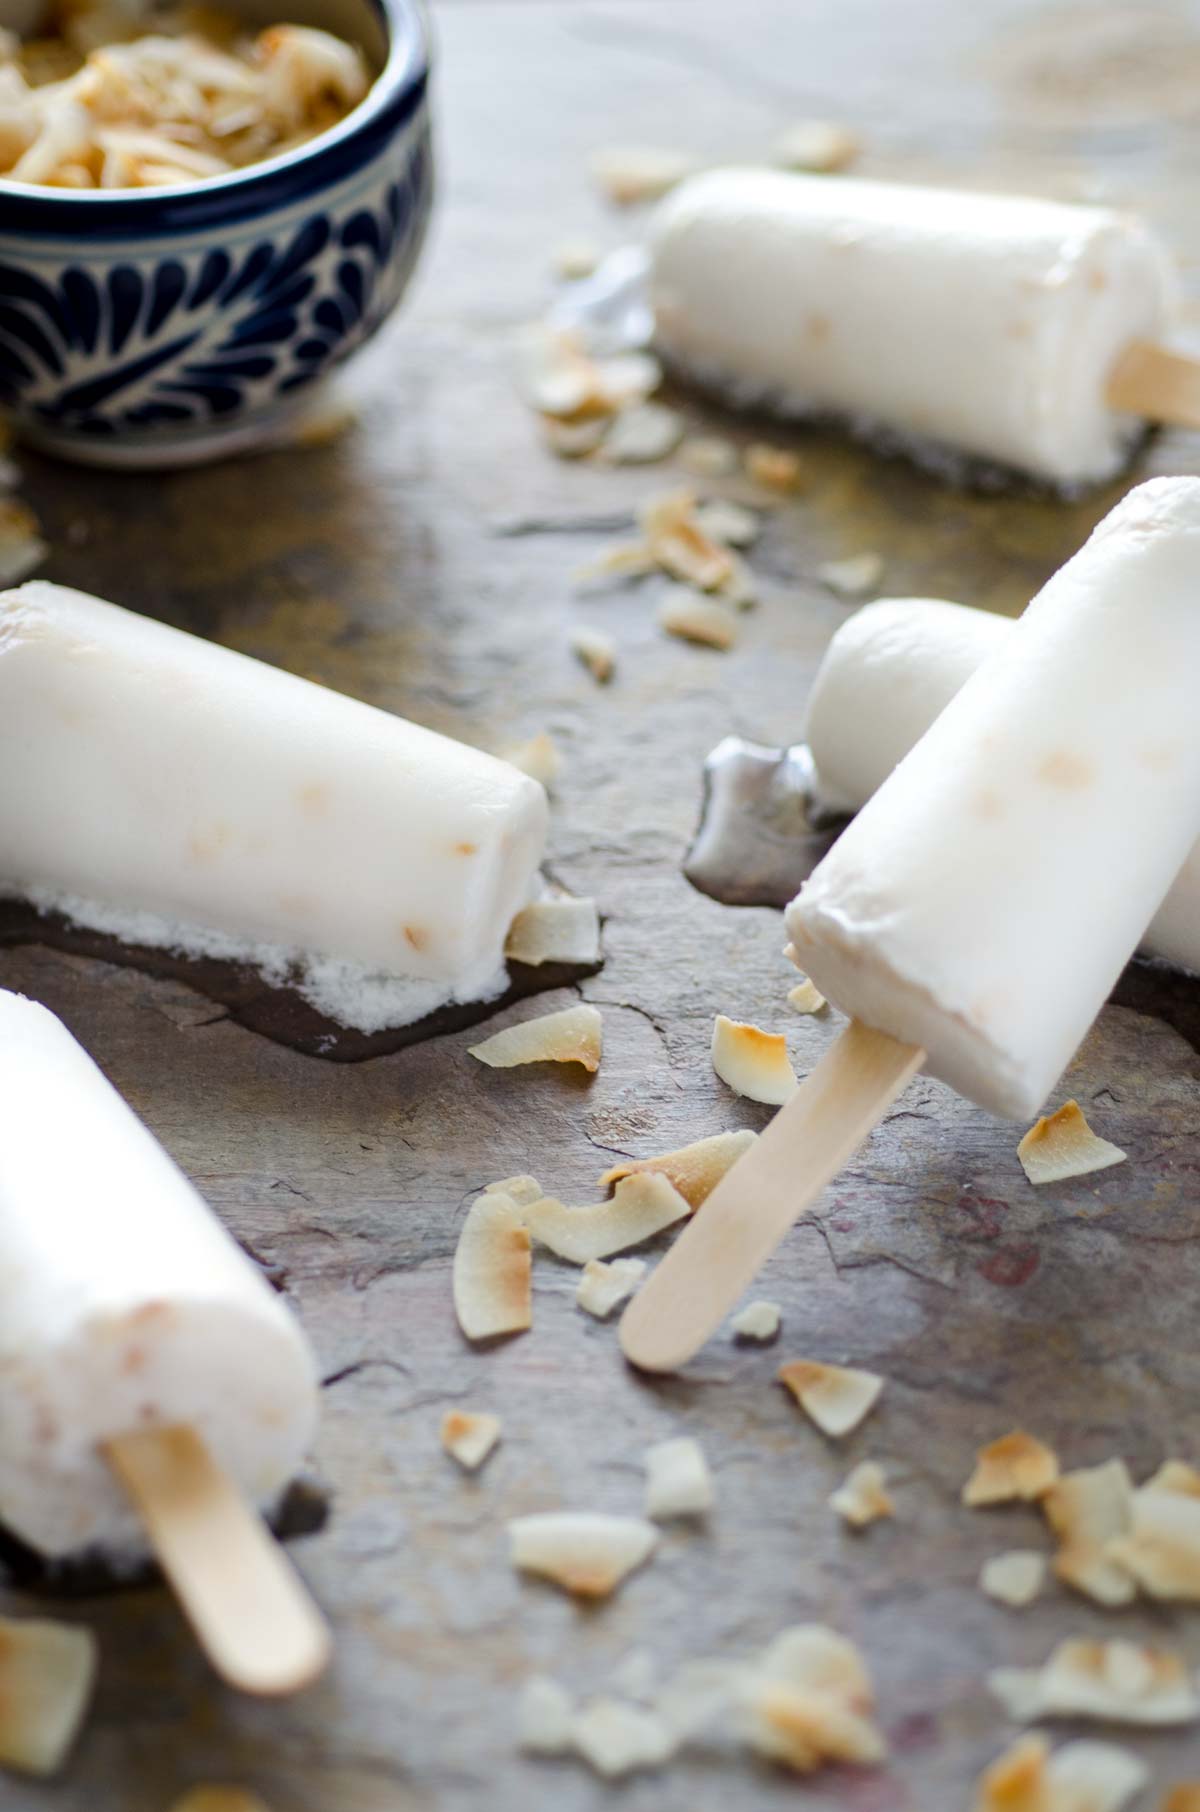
{"left": 0, "top": 989, "right": 318, "bottom": 1557}
{"left": 648, "top": 170, "right": 1176, "bottom": 489}
{"left": 805, "top": 594, "right": 1200, "bottom": 975}
{"left": 786, "top": 478, "right": 1200, "bottom": 1119}
{"left": 0, "top": 582, "right": 549, "bottom": 1031}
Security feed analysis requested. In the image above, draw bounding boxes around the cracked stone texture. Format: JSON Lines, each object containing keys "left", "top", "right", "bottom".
{"left": 8, "top": 0, "right": 1200, "bottom": 1805}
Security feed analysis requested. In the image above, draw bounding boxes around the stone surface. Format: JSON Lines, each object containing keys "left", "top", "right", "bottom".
{"left": 8, "top": 0, "right": 1200, "bottom": 1806}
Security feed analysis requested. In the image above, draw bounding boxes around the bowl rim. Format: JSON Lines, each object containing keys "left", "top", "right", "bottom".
{"left": 0, "top": 0, "right": 430, "bottom": 214}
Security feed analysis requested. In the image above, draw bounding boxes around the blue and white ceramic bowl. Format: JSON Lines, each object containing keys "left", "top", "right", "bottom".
{"left": 0, "top": 0, "right": 432, "bottom": 467}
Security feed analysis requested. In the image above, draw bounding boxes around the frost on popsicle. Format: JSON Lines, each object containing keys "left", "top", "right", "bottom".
{"left": 962, "top": 1430, "right": 1060, "bottom": 1506}
{"left": 452, "top": 1193, "right": 532, "bottom": 1342}
{"left": 980, "top": 1550, "right": 1046, "bottom": 1609}
{"left": 737, "top": 1625, "right": 886, "bottom": 1772}
{"left": 829, "top": 1461, "right": 893, "bottom": 1529}
{"left": 575, "top": 1256, "right": 646, "bottom": 1319}
{"left": 441, "top": 1410, "right": 502, "bottom": 1472}
{"left": 469, "top": 1004, "right": 603, "bottom": 1072}
{"left": 508, "top": 1512, "right": 658, "bottom": 1598}
{"left": 598, "top": 1128, "right": 757, "bottom": 1210}
{"left": 1017, "top": 1101, "right": 1127, "bottom": 1185}
{"left": 644, "top": 1437, "right": 714, "bottom": 1519}
{"left": 504, "top": 897, "right": 601, "bottom": 967}
{"left": 711, "top": 1015, "right": 797, "bottom": 1105}
{"left": 971, "top": 1734, "right": 1147, "bottom": 1812}
{"left": 1041, "top": 1459, "right": 1136, "bottom": 1607}
{"left": 0, "top": 1615, "right": 97, "bottom": 1778}
{"left": 778, "top": 1359, "right": 884, "bottom": 1438}
{"left": 990, "top": 1637, "right": 1200, "bottom": 1726}
{"left": 524, "top": 1173, "right": 689, "bottom": 1263}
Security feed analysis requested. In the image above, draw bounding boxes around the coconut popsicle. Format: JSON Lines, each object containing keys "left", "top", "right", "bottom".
{"left": 0, "top": 582, "right": 549, "bottom": 1031}
{"left": 787, "top": 478, "right": 1200, "bottom": 1119}
{"left": 805, "top": 594, "right": 1200, "bottom": 976}
{"left": 648, "top": 170, "right": 1177, "bottom": 489}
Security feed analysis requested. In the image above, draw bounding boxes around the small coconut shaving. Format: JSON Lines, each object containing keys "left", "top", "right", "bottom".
{"left": 1042, "top": 1459, "right": 1136, "bottom": 1607}
{"left": 731, "top": 1299, "right": 781, "bottom": 1341}
{"left": 639, "top": 488, "right": 736, "bottom": 590}
{"left": 644, "top": 1436, "right": 713, "bottom": 1518}
{"left": 787, "top": 977, "right": 826, "bottom": 1014}
{"left": 991, "top": 1637, "right": 1200, "bottom": 1727}
{"left": 694, "top": 498, "right": 761, "bottom": 548}
{"left": 169, "top": 1792, "right": 273, "bottom": 1812}
{"left": 568, "top": 626, "right": 616, "bottom": 683}
{"left": 963, "top": 1430, "right": 1060, "bottom": 1506}
{"left": 738, "top": 1625, "right": 886, "bottom": 1772}
{"left": 505, "top": 896, "right": 602, "bottom": 967}
{"left": 1109, "top": 1472, "right": 1200, "bottom": 1603}
{"left": 972, "top": 1734, "right": 1147, "bottom": 1812}
{"left": 744, "top": 442, "right": 806, "bottom": 492}
{"left": 570, "top": 1697, "right": 677, "bottom": 1778}
{"left": 980, "top": 1550, "right": 1047, "bottom": 1609}
{"left": 469, "top": 1003, "right": 603, "bottom": 1073}
{"left": 508, "top": 1512, "right": 658, "bottom": 1598}
{"left": 517, "top": 1674, "right": 575, "bottom": 1755}
{"left": 599, "top": 1128, "right": 756, "bottom": 1210}
{"left": 778, "top": 1359, "right": 884, "bottom": 1438}
{"left": 599, "top": 403, "right": 685, "bottom": 465}
{"left": 678, "top": 435, "right": 739, "bottom": 478}
{"left": 553, "top": 236, "right": 601, "bottom": 281}
{"left": 542, "top": 415, "right": 608, "bottom": 459}
{"left": 576, "top": 1256, "right": 646, "bottom": 1319}
{"left": 830, "top": 1460, "right": 893, "bottom": 1529}
{"left": 0, "top": 1614, "right": 97, "bottom": 1778}
{"left": 657, "top": 588, "right": 739, "bottom": 650}
{"left": 0, "top": 496, "right": 47, "bottom": 585}
{"left": 452, "top": 1192, "right": 532, "bottom": 1342}
{"left": 485, "top": 1173, "right": 543, "bottom": 1207}
{"left": 525, "top": 1173, "right": 689, "bottom": 1263}
{"left": 817, "top": 552, "right": 885, "bottom": 598}
{"left": 441, "top": 1409, "right": 502, "bottom": 1472}
{"left": 500, "top": 731, "right": 562, "bottom": 787}
{"left": 591, "top": 144, "right": 695, "bottom": 205}
{"left": 711, "top": 1015, "right": 797, "bottom": 1105}
{"left": 1017, "top": 1101, "right": 1127, "bottom": 1185}
{"left": 772, "top": 120, "right": 861, "bottom": 173}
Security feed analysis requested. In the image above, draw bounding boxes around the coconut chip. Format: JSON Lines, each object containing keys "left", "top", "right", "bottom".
{"left": 576, "top": 1256, "right": 646, "bottom": 1319}
{"left": 1109, "top": 1471, "right": 1200, "bottom": 1602}
{"left": 992, "top": 1637, "right": 1200, "bottom": 1727}
{"left": 485, "top": 1173, "right": 543, "bottom": 1207}
{"left": 599, "top": 402, "right": 684, "bottom": 465}
{"left": 772, "top": 120, "right": 861, "bottom": 173}
{"left": 517, "top": 1675, "right": 574, "bottom": 1755}
{"left": 0, "top": 497, "right": 47, "bottom": 585}
{"left": 508, "top": 1512, "right": 658, "bottom": 1598}
{"left": 599, "top": 1127, "right": 756, "bottom": 1210}
{"left": 169, "top": 1793, "right": 272, "bottom": 1812}
{"left": 500, "top": 731, "right": 562, "bottom": 787}
{"left": 644, "top": 1436, "right": 713, "bottom": 1519}
{"left": 731, "top": 1299, "right": 781, "bottom": 1341}
{"left": 638, "top": 488, "right": 736, "bottom": 590}
{"left": 591, "top": 144, "right": 695, "bottom": 205}
{"left": 452, "top": 1192, "right": 532, "bottom": 1342}
{"left": 787, "top": 977, "right": 826, "bottom": 1014}
{"left": 525, "top": 1172, "right": 689, "bottom": 1264}
{"left": 0, "top": 1615, "right": 97, "bottom": 1778}
{"left": 694, "top": 498, "right": 761, "bottom": 548}
{"left": 817, "top": 552, "right": 885, "bottom": 598}
{"left": 738, "top": 1625, "right": 886, "bottom": 1772}
{"left": 568, "top": 626, "right": 616, "bottom": 683}
{"left": 441, "top": 1409, "right": 502, "bottom": 1472}
{"left": 778, "top": 1359, "right": 884, "bottom": 1438}
{"left": 505, "top": 896, "right": 602, "bottom": 967}
{"left": 553, "top": 236, "right": 601, "bottom": 281}
{"left": 1017, "top": 1101, "right": 1127, "bottom": 1186}
{"left": 570, "top": 1697, "right": 677, "bottom": 1777}
{"left": 678, "top": 435, "right": 739, "bottom": 478}
{"left": 980, "top": 1550, "right": 1047, "bottom": 1609}
{"left": 1146, "top": 1460, "right": 1200, "bottom": 1498}
{"left": 469, "top": 1003, "right": 603, "bottom": 1073}
{"left": 744, "top": 442, "right": 806, "bottom": 492}
{"left": 972, "top": 1734, "right": 1148, "bottom": 1812}
{"left": 963, "top": 1430, "right": 1060, "bottom": 1506}
{"left": 711, "top": 1015, "right": 796, "bottom": 1105}
{"left": 830, "top": 1460, "right": 893, "bottom": 1529}
{"left": 542, "top": 415, "right": 609, "bottom": 459}
{"left": 657, "top": 588, "right": 739, "bottom": 650}
{"left": 1042, "top": 1459, "right": 1136, "bottom": 1607}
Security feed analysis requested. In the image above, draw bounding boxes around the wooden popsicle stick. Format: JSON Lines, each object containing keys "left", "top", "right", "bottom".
{"left": 104, "top": 1425, "right": 331, "bottom": 1697}
{"left": 619, "top": 1022, "right": 924, "bottom": 1373}
{"left": 1106, "top": 340, "right": 1200, "bottom": 427}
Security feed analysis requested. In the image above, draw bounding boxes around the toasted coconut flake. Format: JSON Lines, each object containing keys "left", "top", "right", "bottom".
{"left": 817, "top": 551, "right": 885, "bottom": 598}
{"left": 744, "top": 442, "right": 806, "bottom": 492}
{"left": 517, "top": 324, "right": 604, "bottom": 418}
{"left": 441, "top": 1409, "right": 502, "bottom": 1472}
{"left": 1042, "top": 1459, "right": 1136, "bottom": 1607}
{"left": 500, "top": 731, "right": 562, "bottom": 787}
{"left": 639, "top": 488, "right": 736, "bottom": 590}
{"left": 485, "top": 1174, "right": 543, "bottom": 1207}
{"left": 657, "top": 588, "right": 739, "bottom": 650}
{"left": 505, "top": 896, "right": 602, "bottom": 967}
{"left": 1164, "top": 1790, "right": 1200, "bottom": 1812}
{"left": 169, "top": 1792, "right": 272, "bottom": 1812}
{"left": 731, "top": 1299, "right": 781, "bottom": 1341}
{"left": 787, "top": 977, "right": 827, "bottom": 1015}
{"left": 772, "top": 120, "right": 861, "bottom": 173}
{"left": 0, "top": 497, "right": 47, "bottom": 585}
{"left": 783, "top": 940, "right": 804, "bottom": 970}
{"left": 599, "top": 402, "right": 684, "bottom": 465}
{"left": 778, "top": 1359, "right": 884, "bottom": 1438}
{"left": 972, "top": 1734, "right": 1147, "bottom": 1812}
{"left": 543, "top": 415, "right": 609, "bottom": 459}
{"left": 991, "top": 1637, "right": 1199, "bottom": 1726}
{"left": 599, "top": 1127, "right": 756, "bottom": 1210}
{"left": 576, "top": 1256, "right": 646, "bottom": 1319}
{"left": 570, "top": 1697, "right": 677, "bottom": 1777}
{"left": 1146, "top": 1459, "right": 1200, "bottom": 1498}
{"left": 568, "top": 626, "right": 616, "bottom": 684}
{"left": 595, "top": 351, "right": 663, "bottom": 411}
{"left": 830, "top": 1460, "right": 893, "bottom": 1529}
{"left": 644, "top": 1436, "right": 713, "bottom": 1519}
{"left": 553, "top": 236, "right": 601, "bottom": 281}
{"left": 980, "top": 1550, "right": 1047, "bottom": 1609}
{"left": 712, "top": 1015, "right": 796, "bottom": 1105}
{"left": 739, "top": 1625, "right": 886, "bottom": 1772}
{"left": 1110, "top": 1478, "right": 1200, "bottom": 1602}
{"left": 678, "top": 435, "right": 739, "bottom": 478}
{"left": 715, "top": 547, "right": 759, "bottom": 610}
{"left": 469, "top": 1004, "right": 603, "bottom": 1073}
{"left": 694, "top": 498, "right": 761, "bottom": 548}
{"left": 1017, "top": 1101, "right": 1127, "bottom": 1185}
{"left": 0, "top": 1614, "right": 97, "bottom": 1778}
{"left": 526, "top": 1173, "right": 689, "bottom": 1263}
{"left": 591, "top": 144, "right": 695, "bottom": 205}
{"left": 517, "top": 1674, "right": 575, "bottom": 1755}
{"left": 963, "top": 1430, "right": 1060, "bottom": 1506}
{"left": 509, "top": 1512, "right": 658, "bottom": 1598}
{"left": 452, "top": 1193, "right": 532, "bottom": 1342}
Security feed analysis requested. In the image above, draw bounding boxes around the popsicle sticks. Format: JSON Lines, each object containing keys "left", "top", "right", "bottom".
{"left": 619, "top": 1022, "right": 924, "bottom": 1373}
{"left": 1107, "top": 340, "right": 1200, "bottom": 429}
{"left": 104, "top": 1426, "right": 331, "bottom": 1697}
